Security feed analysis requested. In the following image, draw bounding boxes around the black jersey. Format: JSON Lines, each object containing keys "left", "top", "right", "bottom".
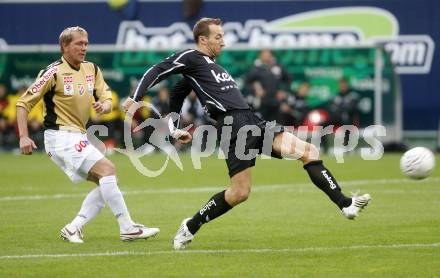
{"left": 131, "top": 49, "right": 249, "bottom": 118}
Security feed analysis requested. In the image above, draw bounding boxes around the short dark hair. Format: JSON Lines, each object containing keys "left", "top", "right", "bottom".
{"left": 193, "top": 18, "right": 222, "bottom": 43}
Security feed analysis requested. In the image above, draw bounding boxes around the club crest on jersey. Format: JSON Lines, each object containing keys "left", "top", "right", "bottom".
{"left": 78, "top": 84, "right": 85, "bottom": 96}
{"left": 64, "top": 84, "right": 74, "bottom": 95}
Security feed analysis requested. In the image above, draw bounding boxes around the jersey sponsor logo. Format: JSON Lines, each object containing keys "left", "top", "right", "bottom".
{"left": 78, "top": 84, "right": 85, "bottom": 96}
{"left": 63, "top": 76, "right": 73, "bottom": 84}
{"left": 74, "top": 140, "right": 89, "bottom": 152}
{"left": 30, "top": 66, "right": 58, "bottom": 94}
{"left": 211, "top": 70, "right": 235, "bottom": 84}
{"left": 86, "top": 74, "right": 94, "bottom": 83}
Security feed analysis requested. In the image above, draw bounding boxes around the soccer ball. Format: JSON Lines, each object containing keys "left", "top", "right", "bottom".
{"left": 400, "top": 147, "right": 435, "bottom": 179}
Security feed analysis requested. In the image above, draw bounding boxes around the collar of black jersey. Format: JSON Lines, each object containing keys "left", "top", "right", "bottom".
{"left": 195, "top": 49, "right": 215, "bottom": 60}
{"left": 61, "top": 56, "right": 81, "bottom": 71}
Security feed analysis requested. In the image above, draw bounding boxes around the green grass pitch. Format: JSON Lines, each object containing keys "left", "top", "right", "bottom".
{"left": 0, "top": 152, "right": 439, "bottom": 277}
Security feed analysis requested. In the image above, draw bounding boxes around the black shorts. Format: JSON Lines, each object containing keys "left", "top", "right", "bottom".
{"left": 216, "top": 109, "right": 284, "bottom": 177}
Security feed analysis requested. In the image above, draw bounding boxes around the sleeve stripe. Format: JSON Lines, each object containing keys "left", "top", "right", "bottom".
{"left": 132, "top": 49, "right": 195, "bottom": 101}
{"left": 132, "top": 66, "right": 154, "bottom": 100}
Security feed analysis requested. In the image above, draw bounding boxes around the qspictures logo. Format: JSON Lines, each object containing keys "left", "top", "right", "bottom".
{"left": 116, "top": 7, "right": 434, "bottom": 74}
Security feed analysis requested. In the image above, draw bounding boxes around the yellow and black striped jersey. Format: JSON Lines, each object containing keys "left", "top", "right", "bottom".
{"left": 16, "top": 56, "right": 112, "bottom": 132}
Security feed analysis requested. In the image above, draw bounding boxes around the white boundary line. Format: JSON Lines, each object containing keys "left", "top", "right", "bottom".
{"left": 1, "top": 242, "right": 439, "bottom": 260}
{"left": 1, "top": 177, "right": 439, "bottom": 202}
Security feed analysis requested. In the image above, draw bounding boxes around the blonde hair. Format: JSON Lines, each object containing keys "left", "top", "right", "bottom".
{"left": 59, "top": 26, "right": 88, "bottom": 53}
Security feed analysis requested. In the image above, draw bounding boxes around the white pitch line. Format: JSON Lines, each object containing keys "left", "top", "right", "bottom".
{"left": 1, "top": 242, "right": 440, "bottom": 260}
{"left": 1, "top": 177, "right": 439, "bottom": 202}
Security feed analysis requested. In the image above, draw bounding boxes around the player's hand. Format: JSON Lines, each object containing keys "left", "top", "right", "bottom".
{"left": 172, "top": 129, "right": 192, "bottom": 144}
{"left": 92, "top": 102, "right": 104, "bottom": 114}
{"left": 122, "top": 98, "right": 136, "bottom": 113}
{"left": 19, "top": 136, "right": 37, "bottom": 155}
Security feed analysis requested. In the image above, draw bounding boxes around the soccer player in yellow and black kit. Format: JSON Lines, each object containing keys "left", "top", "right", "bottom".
{"left": 16, "top": 26, "right": 159, "bottom": 243}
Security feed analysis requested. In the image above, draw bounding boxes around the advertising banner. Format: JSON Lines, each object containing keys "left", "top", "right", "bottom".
{"left": 0, "top": 0, "right": 438, "bottom": 130}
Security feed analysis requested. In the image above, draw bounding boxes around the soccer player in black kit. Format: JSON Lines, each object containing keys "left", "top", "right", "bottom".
{"left": 123, "top": 18, "right": 371, "bottom": 250}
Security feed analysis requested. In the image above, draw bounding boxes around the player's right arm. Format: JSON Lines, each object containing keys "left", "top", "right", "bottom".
{"left": 17, "top": 106, "right": 36, "bottom": 155}
{"left": 16, "top": 66, "right": 57, "bottom": 154}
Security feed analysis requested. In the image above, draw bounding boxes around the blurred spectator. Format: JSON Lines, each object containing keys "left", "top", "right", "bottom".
{"left": 0, "top": 84, "right": 11, "bottom": 149}
{"left": 180, "top": 91, "right": 206, "bottom": 128}
{"left": 0, "top": 84, "right": 7, "bottom": 112}
{"left": 328, "top": 78, "right": 360, "bottom": 146}
{"left": 179, "top": 91, "right": 207, "bottom": 151}
{"left": 277, "top": 81, "right": 311, "bottom": 127}
{"left": 329, "top": 78, "right": 360, "bottom": 127}
{"left": 2, "top": 86, "right": 28, "bottom": 150}
{"left": 3, "top": 86, "right": 24, "bottom": 124}
{"left": 152, "top": 86, "right": 170, "bottom": 117}
{"left": 244, "top": 49, "right": 292, "bottom": 121}
{"left": 27, "top": 98, "right": 44, "bottom": 151}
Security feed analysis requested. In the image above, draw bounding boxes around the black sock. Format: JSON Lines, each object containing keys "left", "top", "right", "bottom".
{"left": 304, "top": 160, "right": 352, "bottom": 209}
{"left": 186, "top": 190, "right": 232, "bottom": 235}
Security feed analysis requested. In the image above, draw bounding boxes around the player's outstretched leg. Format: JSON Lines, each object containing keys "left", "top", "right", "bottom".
{"left": 273, "top": 132, "right": 371, "bottom": 219}
{"left": 304, "top": 160, "right": 371, "bottom": 219}
{"left": 61, "top": 187, "right": 104, "bottom": 243}
{"left": 341, "top": 193, "right": 371, "bottom": 219}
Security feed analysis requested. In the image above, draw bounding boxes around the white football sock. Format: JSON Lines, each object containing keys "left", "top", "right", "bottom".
{"left": 99, "top": 175, "right": 134, "bottom": 232}
{"left": 69, "top": 187, "right": 105, "bottom": 231}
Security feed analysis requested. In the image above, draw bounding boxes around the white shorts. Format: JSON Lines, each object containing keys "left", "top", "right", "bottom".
{"left": 44, "top": 130, "right": 104, "bottom": 183}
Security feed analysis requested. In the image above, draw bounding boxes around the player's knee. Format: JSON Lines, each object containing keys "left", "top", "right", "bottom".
{"left": 102, "top": 162, "right": 116, "bottom": 176}
{"left": 303, "top": 143, "right": 320, "bottom": 163}
{"left": 95, "top": 202, "right": 105, "bottom": 211}
{"left": 92, "top": 159, "right": 116, "bottom": 179}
